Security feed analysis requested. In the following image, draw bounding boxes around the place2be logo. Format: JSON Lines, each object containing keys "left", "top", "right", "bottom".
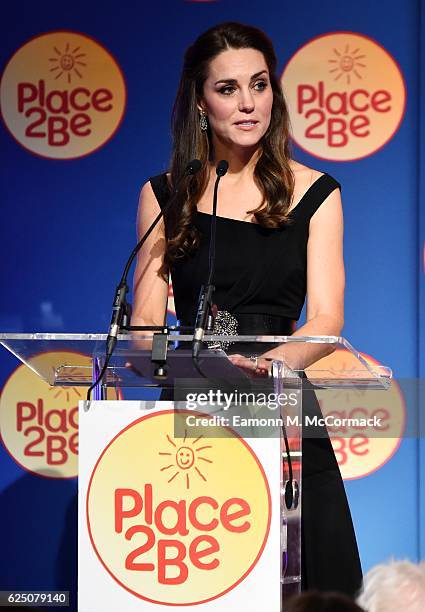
{"left": 281, "top": 32, "right": 406, "bottom": 161}
{"left": 0, "top": 31, "right": 126, "bottom": 159}
{"left": 86, "top": 411, "right": 271, "bottom": 605}
{"left": 0, "top": 351, "right": 119, "bottom": 478}
{"left": 0, "top": 351, "right": 81, "bottom": 478}
{"left": 306, "top": 351, "right": 405, "bottom": 480}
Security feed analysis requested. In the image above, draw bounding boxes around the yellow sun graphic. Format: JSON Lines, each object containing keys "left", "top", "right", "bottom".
{"left": 328, "top": 45, "right": 366, "bottom": 84}
{"left": 159, "top": 432, "right": 213, "bottom": 489}
{"left": 47, "top": 364, "right": 83, "bottom": 403}
{"left": 46, "top": 365, "right": 83, "bottom": 402}
{"left": 48, "top": 43, "right": 87, "bottom": 83}
{"left": 45, "top": 364, "right": 119, "bottom": 402}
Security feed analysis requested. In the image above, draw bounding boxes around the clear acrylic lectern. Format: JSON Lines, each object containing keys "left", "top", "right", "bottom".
{"left": 0, "top": 332, "right": 391, "bottom": 610}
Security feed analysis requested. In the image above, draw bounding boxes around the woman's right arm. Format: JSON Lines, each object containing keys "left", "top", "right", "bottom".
{"left": 131, "top": 181, "right": 169, "bottom": 327}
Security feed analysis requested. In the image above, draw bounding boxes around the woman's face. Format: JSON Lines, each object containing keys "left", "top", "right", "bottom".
{"left": 199, "top": 47, "right": 273, "bottom": 152}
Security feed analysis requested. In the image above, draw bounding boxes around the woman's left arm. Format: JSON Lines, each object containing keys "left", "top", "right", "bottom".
{"left": 229, "top": 188, "right": 345, "bottom": 374}
{"left": 295, "top": 185, "right": 345, "bottom": 337}
{"left": 263, "top": 186, "right": 345, "bottom": 369}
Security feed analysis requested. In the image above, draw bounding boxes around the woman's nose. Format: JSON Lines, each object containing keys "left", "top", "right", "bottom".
{"left": 238, "top": 88, "right": 255, "bottom": 112}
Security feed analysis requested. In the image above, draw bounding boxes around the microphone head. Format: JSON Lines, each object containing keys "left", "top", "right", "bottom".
{"left": 186, "top": 159, "right": 202, "bottom": 175}
{"left": 216, "top": 160, "right": 229, "bottom": 177}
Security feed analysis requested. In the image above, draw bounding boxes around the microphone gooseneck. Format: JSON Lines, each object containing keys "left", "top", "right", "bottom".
{"left": 87, "top": 159, "right": 202, "bottom": 400}
{"left": 192, "top": 160, "right": 229, "bottom": 364}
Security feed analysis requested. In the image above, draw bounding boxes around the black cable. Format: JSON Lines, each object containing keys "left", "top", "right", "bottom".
{"left": 281, "top": 420, "right": 294, "bottom": 484}
{"left": 206, "top": 173, "right": 220, "bottom": 285}
{"left": 192, "top": 160, "right": 229, "bottom": 366}
{"left": 87, "top": 160, "right": 202, "bottom": 401}
{"left": 86, "top": 354, "right": 112, "bottom": 401}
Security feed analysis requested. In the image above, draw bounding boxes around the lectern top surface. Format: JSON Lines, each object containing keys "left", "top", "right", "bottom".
{"left": 0, "top": 332, "right": 391, "bottom": 390}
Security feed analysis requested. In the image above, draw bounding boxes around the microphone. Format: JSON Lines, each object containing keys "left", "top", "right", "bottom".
{"left": 87, "top": 159, "right": 202, "bottom": 400}
{"left": 106, "top": 159, "right": 202, "bottom": 356}
{"left": 186, "top": 159, "right": 202, "bottom": 175}
{"left": 192, "top": 160, "right": 229, "bottom": 362}
{"left": 216, "top": 159, "right": 229, "bottom": 177}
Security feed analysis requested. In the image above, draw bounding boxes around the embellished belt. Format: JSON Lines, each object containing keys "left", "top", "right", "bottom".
{"left": 209, "top": 311, "right": 296, "bottom": 350}
{"left": 227, "top": 312, "right": 296, "bottom": 335}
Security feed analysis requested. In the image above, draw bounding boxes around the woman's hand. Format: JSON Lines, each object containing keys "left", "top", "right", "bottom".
{"left": 228, "top": 354, "right": 300, "bottom": 380}
{"left": 228, "top": 353, "right": 272, "bottom": 378}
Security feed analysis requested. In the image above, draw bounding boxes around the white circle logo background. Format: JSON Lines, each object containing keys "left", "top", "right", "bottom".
{"left": 281, "top": 32, "right": 406, "bottom": 161}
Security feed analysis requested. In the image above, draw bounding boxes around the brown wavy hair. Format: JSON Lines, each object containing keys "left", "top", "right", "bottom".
{"left": 161, "top": 21, "right": 294, "bottom": 277}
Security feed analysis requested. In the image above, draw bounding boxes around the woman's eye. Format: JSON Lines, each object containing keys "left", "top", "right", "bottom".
{"left": 218, "top": 85, "right": 236, "bottom": 95}
{"left": 254, "top": 80, "right": 268, "bottom": 91}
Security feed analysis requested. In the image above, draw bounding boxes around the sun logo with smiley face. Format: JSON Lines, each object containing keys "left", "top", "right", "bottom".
{"left": 328, "top": 44, "right": 366, "bottom": 84}
{"left": 48, "top": 42, "right": 87, "bottom": 83}
{"left": 159, "top": 432, "right": 213, "bottom": 489}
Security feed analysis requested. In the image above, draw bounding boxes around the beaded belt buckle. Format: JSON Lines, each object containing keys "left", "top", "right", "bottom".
{"left": 207, "top": 310, "right": 238, "bottom": 351}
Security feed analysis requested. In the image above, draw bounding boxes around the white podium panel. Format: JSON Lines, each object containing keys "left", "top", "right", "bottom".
{"left": 78, "top": 401, "right": 281, "bottom": 612}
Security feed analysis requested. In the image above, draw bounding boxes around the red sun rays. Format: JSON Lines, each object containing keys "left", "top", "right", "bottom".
{"left": 48, "top": 43, "right": 87, "bottom": 84}
{"left": 159, "top": 430, "right": 213, "bottom": 489}
{"left": 328, "top": 44, "right": 366, "bottom": 85}
{"left": 47, "top": 365, "right": 83, "bottom": 402}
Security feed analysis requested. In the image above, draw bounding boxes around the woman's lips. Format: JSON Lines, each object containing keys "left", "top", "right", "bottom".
{"left": 234, "top": 121, "right": 259, "bottom": 130}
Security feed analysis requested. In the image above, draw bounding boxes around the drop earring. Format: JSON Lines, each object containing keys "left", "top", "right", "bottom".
{"left": 199, "top": 110, "right": 208, "bottom": 131}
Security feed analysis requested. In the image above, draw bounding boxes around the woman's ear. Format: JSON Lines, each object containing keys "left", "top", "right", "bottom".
{"left": 196, "top": 99, "right": 206, "bottom": 113}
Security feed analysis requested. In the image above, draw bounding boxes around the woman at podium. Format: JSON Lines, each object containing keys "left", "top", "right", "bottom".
{"left": 131, "top": 22, "right": 362, "bottom": 597}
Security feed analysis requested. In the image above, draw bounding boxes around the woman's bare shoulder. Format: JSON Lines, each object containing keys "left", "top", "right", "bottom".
{"left": 289, "top": 160, "right": 324, "bottom": 208}
{"left": 290, "top": 160, "right": 324, "bottom": 185}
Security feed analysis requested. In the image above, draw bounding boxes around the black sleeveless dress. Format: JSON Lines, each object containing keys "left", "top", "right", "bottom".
{"left": 150, "top": 172, "right": 362, "bottom": 597}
